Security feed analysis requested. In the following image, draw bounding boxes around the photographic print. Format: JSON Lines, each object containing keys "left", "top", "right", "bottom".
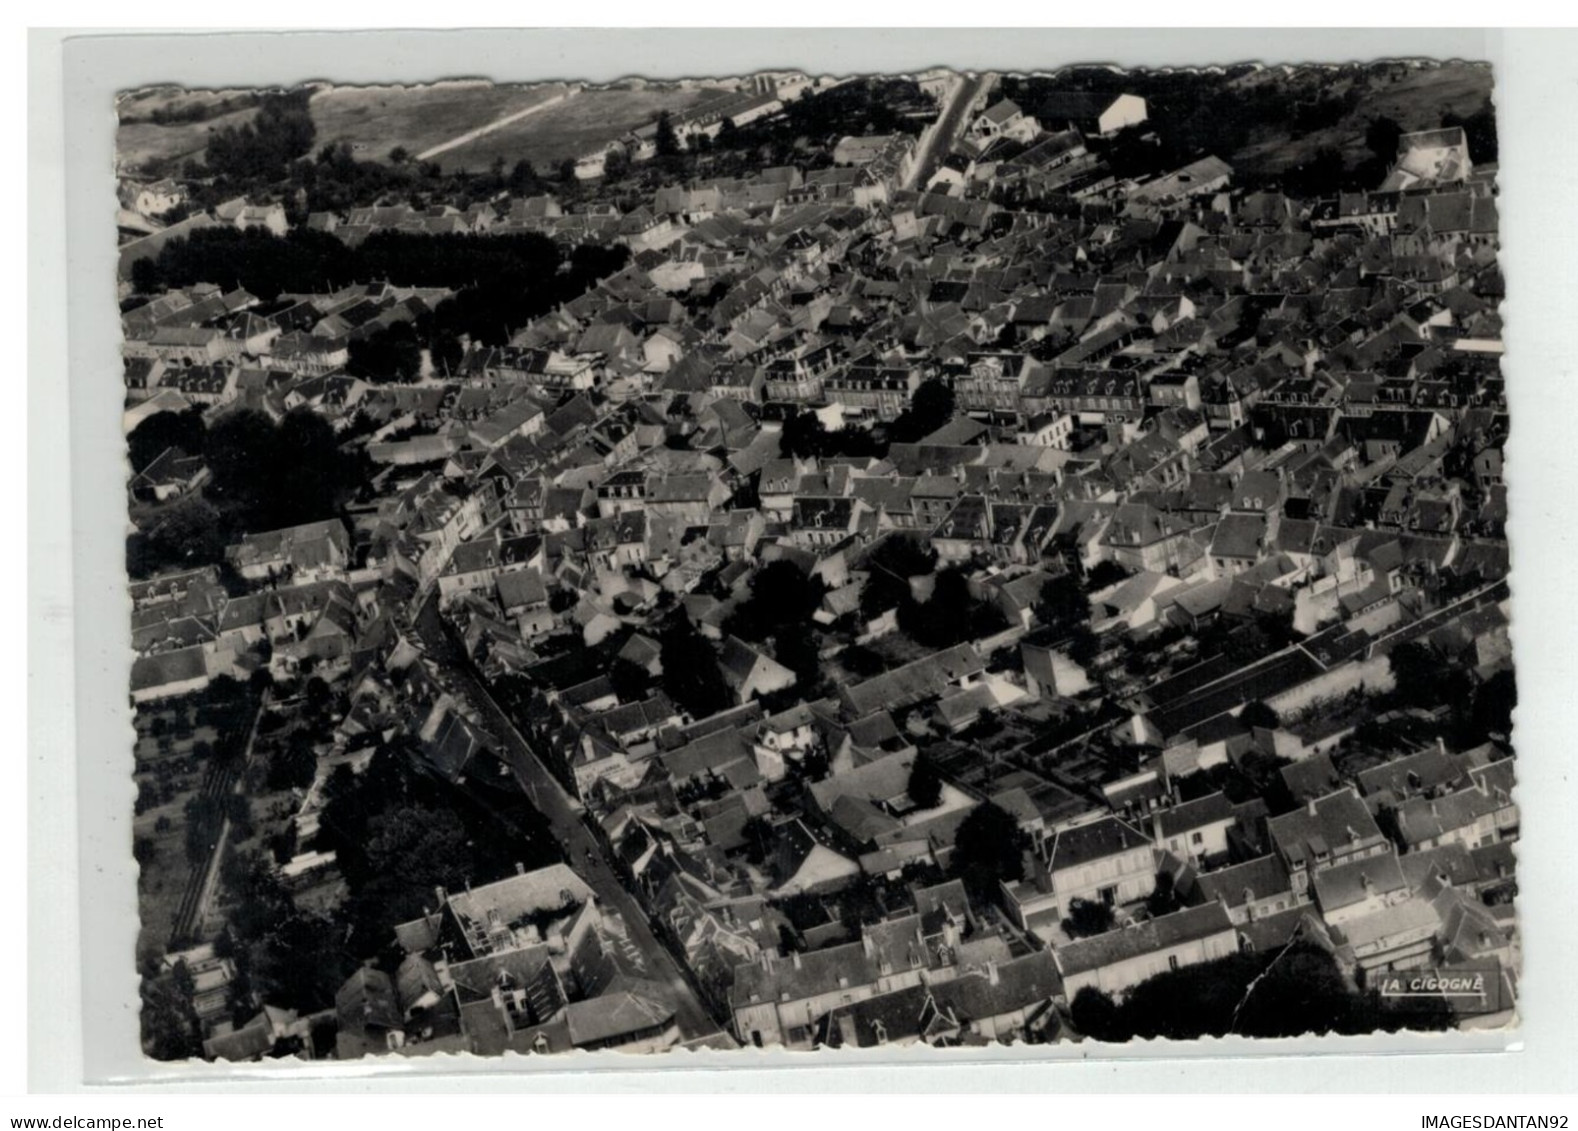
{"left": 117, "top": 58, "right": 1516, "bottom": 1062}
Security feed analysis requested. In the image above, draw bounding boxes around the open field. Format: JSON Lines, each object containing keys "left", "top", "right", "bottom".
{"left": 1234, "top": 63, "right": 1494, "bottom": 173}
{"left": 117, "top": 104, "right": 260, "bottom": 175}
{"left": 308, "top": 80, "right": 571, "bottom": 163}
{"left": 116, "top": 80, "right": 571, "bottom": 176}
{"left": 435, "top": 85, "right": 734, "bottom": 172}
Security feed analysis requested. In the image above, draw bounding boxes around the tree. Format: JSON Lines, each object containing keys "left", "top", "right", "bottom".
{"left": 858, "top": 534, "right": 936, "bottom": 621}
{"left": 655, "top": 111, "right": 681, "bottom": 159}
{"left": 1063, "top": 897, "right": 1115, "bottom": 939}
{"left": 127, "top": 406, "right": 207, "bottom": 473}
{"left": 1239, "top": 700, "right": 1281, "bottom": 731}
{"left": 772, "top": 622, "right": 825, "bottom": 696}
{"left": 659, "top": 617, "right": 732, "bottom": 720}
{"left": 142, "top": 496, "right": 228, "bottom": 571}
{"left": 742, "top": 815, "right": 773, "bottom": 865}
{"left": 388, "top": 146, "right": 410, "bottom": 165}
{"left": 609, "top": 657, "right": 652, "bottom": 703}
{"left": 131, "top": 256, "right": 162, "bottom": 295}
{"left": 1034, "top": 573, "right": 1089, "bottom": 639}
{"left": 951, "top": 801, "right": 1026, "bottom": 902}
{"left": 727, "top": 559, "right": 826, "bottom": 641}
{"left": 267, "top": 729, "right": 318, "bottom": 791}
{"left": 246, "top": 911, "right": 355, "bottom": 1013}
{"left": 1084, "top": 559, "right": 1131, "bottom": 591}
{"left": 508, "top": 159, "right": 540, "bottom": 196}
{"left": 204, "top": 88, "right": 316, "bottom": 185}
{"left": 887, "top": 377, "right": 957, "bottom": 443}
{"left": 304, "top": 676, "right": 333, "bottom": 716}
{"left": 141, "top": 975, "right": 201, "bottom": 1060}
{"left": 839, "top": 643, "right": 886, "bottom": 678}
{"left": 1442, "top": 98, "right": 1498, "bottom": 163}
{"left": 778, "top": 410, "right": 829, "bottom": 459}
{"left": 1146, "top": 870, "right": 1181, "bottom": 917}
{"left": 898, "top": 567, "right": 1005, "bottom": 649}
{"left": 346, "top": 321, "right": 422, "bottom": 383}
{"left": 907, "top": 753, "right": 943, "bottom": 809}
{"left": 1365, "top": 115, "right": 1403, "bottom": 165}
{"left": 1465, "top": 669, "right": 1516, "bottom": 745}
{"left": 1070, "top": 985, "right": 1132, "bottom": 1043}
{"left": 1387, "top": 640, "right": 1446, "bottom": 710}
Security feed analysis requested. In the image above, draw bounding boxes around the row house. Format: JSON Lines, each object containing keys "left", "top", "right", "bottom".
{"left": 956, "top": 352, "right": 1033, "bottom": 416}
{"left": 823, "top": 362, "right": 919, "bottom": 423}
{"left": 764, "top": 343, "right": 842, "bottom": 402}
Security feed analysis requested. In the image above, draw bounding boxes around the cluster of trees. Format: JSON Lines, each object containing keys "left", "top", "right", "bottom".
{"left": 712, "top": 78, "right": 930, "bottom": 160}
{"left": 725, "top": 559, "right": 829, "bottom": 698}
{"left": 1005, "top": 66, "right": 1494, "bottom": 198}
{"left": 134, "top": 224, "right": 625, "bottom": 313}
{"left": 127, "top": 404, "right": 207, "bottom": 474}
{"left": 140, "top": 966, "right": 203, "bottom": 1060}
{"left": 311, "top": 738, "right": 555, "bottom": 958}
{"left": 208, "top": 407, "right": 369, "bottom": 529}
{"left": 202, "top": 90, "right": 317, "bottom": 186}
{"left": 218, "top": 852, "right": 358, "bottom": 1017}
{"left": 885, "top": 378, "right": 955, "bottom": 445}
{"left": 1383, "top": 640, "right": 1516, "bottom": 750}
{"left": 130, "top": 227, "right": 630, "bottom": 379}
{"left": 126, "top": 406, "right": 368, "bottom": 578}
{"left": 777, "top": 409, "right": 886, "bottom": 461}
{"left": 897, "top": 567, "right": 1008, "bottom": 650}
{"left": 858, "top": 533, "right": 935, "bottom": 623}
{"left": 1033, "top": 572, "right": 1099, "bottom": 665}
{"left": 949, "top": 800, "right": 1028, "bottom": 905}
{"left": 1070, "top": 940, "right": 1454, "bottom": 1042}
{"left": 658, "top": 614, "right": 732, "bottom": 720}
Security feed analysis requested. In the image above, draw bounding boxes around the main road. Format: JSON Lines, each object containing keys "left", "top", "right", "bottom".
{"left": 411, "top": 595, "right": 729, "bottom": 1048}
{"left": 902, "top": 71, "right": 992, "bottom": 192}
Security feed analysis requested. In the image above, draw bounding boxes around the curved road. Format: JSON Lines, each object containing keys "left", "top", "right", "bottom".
{"left": 412, "top": 595, "right": 729, "bottom": 1048}
{"left": 904, "top": 71, "right": 992, "bottom": 192}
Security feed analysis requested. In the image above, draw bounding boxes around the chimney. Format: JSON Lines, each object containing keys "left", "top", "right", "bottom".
{"left": 791, "top": 950, "right": 803, "bottom": 970}
{"left": 515, "top": 861, "right": 526, "bottom": 875}
{"left": 434, "top": 886, "right": 449, "bottom": 908}
{"left": 987, "top": 960, "right": 1000, "bottom": 987}
{"left": 1307, "top": 797, "right": 1318, "bottom": 818}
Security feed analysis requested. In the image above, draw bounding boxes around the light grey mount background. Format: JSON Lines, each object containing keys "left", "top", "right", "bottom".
{"left": 30, "top": 25, "right": 1578, "bottom": 1090}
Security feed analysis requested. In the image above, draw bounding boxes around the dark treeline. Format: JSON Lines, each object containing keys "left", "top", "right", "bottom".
{"left": 130, "top": 227, "right": 631, "bottom": 353}
{"left": 700, "top": 78, "right": 931, "bottom": 169}
{"left": 1003, "top": 65, "right": 1498, "bottom": 196}
{"left": 1070, "top": 941, "right": 1455, "bottom": 1042}
{"left": 120, "top": 91, "right": 262, "bottom": 127}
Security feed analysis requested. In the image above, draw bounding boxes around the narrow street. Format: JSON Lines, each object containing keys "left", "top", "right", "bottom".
{"left": 411, "top": 595, "right": 729, "bottom": 1047}
{"left": 903, "top": 71, "right": 992, "bottom": 192}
